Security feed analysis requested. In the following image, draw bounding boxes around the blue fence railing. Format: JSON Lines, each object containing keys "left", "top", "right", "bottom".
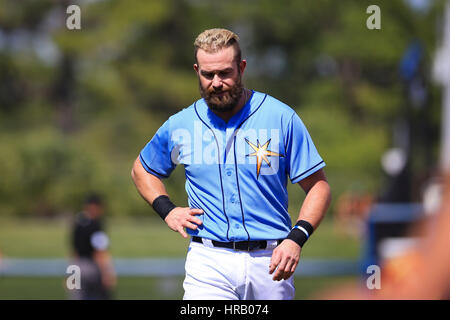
{"left": 0, "top": 258, "right": 359, "bottom": 277}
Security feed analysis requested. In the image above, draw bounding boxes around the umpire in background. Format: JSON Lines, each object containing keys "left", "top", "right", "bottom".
{"left": 70, "top": 193, "right": 116, "bottom": 300}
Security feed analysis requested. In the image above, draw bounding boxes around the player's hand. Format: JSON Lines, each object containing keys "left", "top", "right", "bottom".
{"left": 269, "top": 239, "right": 301, "bottom": 281}
{"left": 101, "top": 271, "right": 117, "bottom": 289}
{"left": 164, "top": 207, "right": 204, "bottom": 238}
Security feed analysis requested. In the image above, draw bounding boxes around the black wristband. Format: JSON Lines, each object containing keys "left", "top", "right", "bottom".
{"left": 152, "top": 195, "right": 176, "bottom": 220}
{"left": 286, "top": 220, "right": 314, "bottom": 248}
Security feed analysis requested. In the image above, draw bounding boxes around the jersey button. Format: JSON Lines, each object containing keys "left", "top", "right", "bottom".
{"left": 226, "top": 170, "right": 232, "bottom": 176}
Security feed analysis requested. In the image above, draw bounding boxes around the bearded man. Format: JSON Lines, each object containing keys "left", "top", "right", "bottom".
{"left": 131, "top": 28, "right": 331, "bottom": 300}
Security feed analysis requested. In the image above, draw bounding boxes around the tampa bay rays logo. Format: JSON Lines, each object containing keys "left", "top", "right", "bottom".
{"left": 245, "top": 138, "right": 284, "bottom": 179}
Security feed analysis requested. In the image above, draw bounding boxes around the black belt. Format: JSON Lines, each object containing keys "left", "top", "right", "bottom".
{"left": 192, "top": 236, "right": 282, "bottom": 251}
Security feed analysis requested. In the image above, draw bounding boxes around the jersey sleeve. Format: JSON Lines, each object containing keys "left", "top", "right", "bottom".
{"left": 139, "top": 119, "right": 176, "bottom": 178}
{"left": 284, "top": 113, "right": 325, "bottom": 184}
{"left": 90, "top": 231, "right": 110, "bottom": 251}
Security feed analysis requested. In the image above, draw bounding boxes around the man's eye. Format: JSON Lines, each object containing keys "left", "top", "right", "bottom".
{"left": 203, "top": 73, "right": 214, "bottom": 79}
{"left": 219, "top": 71, "right": 230, "bottom": 77}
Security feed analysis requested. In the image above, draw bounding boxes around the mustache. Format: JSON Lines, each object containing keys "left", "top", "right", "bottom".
{"left": 207, "top": 87, "right": 228, "bottom": 94}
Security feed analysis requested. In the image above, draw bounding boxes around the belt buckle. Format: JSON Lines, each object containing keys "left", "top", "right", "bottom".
{"left": 232, "top": 241, "right": 250, "bottom": 251}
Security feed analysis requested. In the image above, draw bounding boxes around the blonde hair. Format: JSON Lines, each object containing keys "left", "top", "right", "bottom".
{"left": 194, "top": 28, "right": 241, "bottom": 64}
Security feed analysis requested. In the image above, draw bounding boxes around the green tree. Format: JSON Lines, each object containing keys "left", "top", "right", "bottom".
{"left": 0, "top": 0, "right": 444, "bottom": 217}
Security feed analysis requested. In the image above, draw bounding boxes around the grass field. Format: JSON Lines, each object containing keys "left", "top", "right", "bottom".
{"left": 0, "top": 216, "right": 361, "bottom": 258}
{"left": 0, "top": 276, "right": 359, "bottom": 300}
{"left": 0, "top": 216, "right": 363, "bottom": 299}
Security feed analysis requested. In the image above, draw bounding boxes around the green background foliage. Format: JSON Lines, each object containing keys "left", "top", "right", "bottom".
{"left": 0, "top": 0, "right": 444, "bottom": 218}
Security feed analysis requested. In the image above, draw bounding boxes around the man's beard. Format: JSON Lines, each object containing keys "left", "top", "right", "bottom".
{"left": 199, "top": 77, "right": 244, "bottom": 113}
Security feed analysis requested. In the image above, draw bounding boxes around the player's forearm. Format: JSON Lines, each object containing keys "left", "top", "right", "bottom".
{"left": 131, "top": 156, "right": 169, "bottom": 205}
{"left": 296, "top": 179, "right": 331, "bottom": 229}
{"left": 271, "top": 179, "right": 330, "bottom": 281}
{"left": 93, "top": 251, "right": 114, "bottom": 273}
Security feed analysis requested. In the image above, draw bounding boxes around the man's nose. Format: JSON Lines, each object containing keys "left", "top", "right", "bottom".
{"left": 212, "top": 74, "right": 222, "bottom": 89}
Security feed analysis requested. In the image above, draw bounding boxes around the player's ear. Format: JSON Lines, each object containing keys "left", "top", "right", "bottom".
{"left": 193, "top": 64, "right": 199, "bottom": 74}
{"left": 239, "top": 59, "right": 247, "bottom": 75}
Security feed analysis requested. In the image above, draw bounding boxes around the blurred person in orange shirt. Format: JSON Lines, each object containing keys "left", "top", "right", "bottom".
{"left": 317, "top": 173, "right": 450, "bottom": 300}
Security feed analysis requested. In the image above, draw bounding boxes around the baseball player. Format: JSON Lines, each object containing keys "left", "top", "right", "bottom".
{"left": 131, "top": 28, "right": 331, "bottom": 300}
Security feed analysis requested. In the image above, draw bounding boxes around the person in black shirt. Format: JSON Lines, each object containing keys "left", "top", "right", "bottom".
{"left": 70, "top": 193, "right": 116, "bottom": 299}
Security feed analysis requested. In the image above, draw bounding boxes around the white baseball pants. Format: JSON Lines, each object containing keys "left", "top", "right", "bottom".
{"left": 183, "top": 239, "right": 295, "bottom": 300}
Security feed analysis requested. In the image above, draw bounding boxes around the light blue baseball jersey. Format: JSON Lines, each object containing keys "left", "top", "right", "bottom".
{"left": 140, "top": 90, "right": 325, "bottom": 241}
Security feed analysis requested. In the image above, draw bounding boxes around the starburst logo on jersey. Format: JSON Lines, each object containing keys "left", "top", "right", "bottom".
{"left": 245, "top": 138, "right": 284, "bottom": 179}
